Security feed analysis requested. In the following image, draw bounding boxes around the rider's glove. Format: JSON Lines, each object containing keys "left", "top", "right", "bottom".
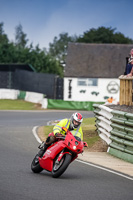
{"left": 55, "top": 133, "right": 63, "bottom": 137}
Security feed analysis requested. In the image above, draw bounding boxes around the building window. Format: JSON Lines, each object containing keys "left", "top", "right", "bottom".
{"left": 77, "top": 79, "right": 87, "bottom": 86}
{"left": 88, "top": 78, "right": 98, "bottom": 86}
{"left": 77, "top": 78, "right": 98, "bottom": 86}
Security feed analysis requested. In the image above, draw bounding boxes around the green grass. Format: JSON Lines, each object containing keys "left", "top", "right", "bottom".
{"left": 0, "top": 99, "right": 43, "bottom": 110}
{"left": 43, "top": 117, "right": 99, "bottom": 148}
{"left": 82, "top": 117, "right": 99, "bottom": 147}
{"left": 44, "top": 125, "right": 54, "bottom": 137}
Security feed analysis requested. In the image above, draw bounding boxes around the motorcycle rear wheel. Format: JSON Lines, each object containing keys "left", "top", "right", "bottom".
{"left": 52, "top": 154, "right": 72, "bottom": 178}
{"left": 31, "top": 154, "right": 43, "bottom": 173}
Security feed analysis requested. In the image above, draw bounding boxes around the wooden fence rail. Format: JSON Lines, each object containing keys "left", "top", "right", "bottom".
{"left": 119, "top": 75, "right": 133, "bottom": 106}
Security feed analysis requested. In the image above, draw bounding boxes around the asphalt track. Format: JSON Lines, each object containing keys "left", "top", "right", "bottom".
{"left": 0, "top": 110, "right": 133, "bottom": 200}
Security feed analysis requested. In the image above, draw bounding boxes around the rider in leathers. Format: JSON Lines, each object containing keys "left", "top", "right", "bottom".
{"left": 38, "top": 112, "right": 83, "bottom": 157}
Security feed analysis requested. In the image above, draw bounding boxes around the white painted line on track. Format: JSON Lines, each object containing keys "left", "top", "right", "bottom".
{"left": 76, "top": 159, "right": 133, "bottom": 181}
{"left": 32, "top": 126, "right": 42, "bottom": 144}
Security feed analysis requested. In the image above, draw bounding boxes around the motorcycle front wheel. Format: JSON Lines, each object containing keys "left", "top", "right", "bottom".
{"left": 52, "top": 153, "right": 72, "bottom": 178}
{"left": 31, "top": 154, "right": 43, "bottom": 173}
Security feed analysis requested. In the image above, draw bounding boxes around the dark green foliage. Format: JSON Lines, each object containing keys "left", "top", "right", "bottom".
{"left": 0, "top": 22, "right": 63, "bottom": 77}
{"left": 15, "top": 24, "right": 29, "bottom": 49}
{"left": 77, "top": 26, "right": 133, "bottom": 44}
{"left": 49, "top": 32, "right": 77, "bottom": 64}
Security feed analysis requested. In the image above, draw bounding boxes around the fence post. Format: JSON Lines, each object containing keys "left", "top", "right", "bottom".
{"left": 119, "top": 75, "right": 133, "bottom": 106}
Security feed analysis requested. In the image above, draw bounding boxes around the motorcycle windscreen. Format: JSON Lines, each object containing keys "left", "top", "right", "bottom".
{"left": 71, "top": 130, "right": 82, "bottom": 140}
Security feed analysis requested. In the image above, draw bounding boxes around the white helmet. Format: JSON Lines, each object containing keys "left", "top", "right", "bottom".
{"left": 70, "top": 112, "right": 83, "bottom": 129}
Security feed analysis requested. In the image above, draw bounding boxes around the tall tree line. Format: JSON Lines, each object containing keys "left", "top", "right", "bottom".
{"left": 0, "top": 22, "right": 133, "bottom": 77}
{"left": 0, "top": 22, "right": 63, "bottom": 77}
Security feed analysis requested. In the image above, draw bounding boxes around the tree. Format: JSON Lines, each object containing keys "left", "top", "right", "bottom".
{"left": 77, "top": 26, "right": 133, "bottom": 44}
{"left": 48, "top": 32, "right": 77, "bottom": 65}
{"left": 28, "top": 46, "right": 63, "bottom": 77}
{"left": 0, "top": 22, "right": 16, "bottom": 62}
{"left": 0, "top": 22, "right": 63, "bottom": 77}
{"left": 0, "top": 22, "right": 9, "bottom": 44}
{"left": 15, "top": 23, "right": 29, "bottom": 48}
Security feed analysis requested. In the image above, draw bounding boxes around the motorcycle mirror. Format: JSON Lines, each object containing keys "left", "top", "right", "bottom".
{"left": 83, "top": 142, "right": 88, "bottom": 147}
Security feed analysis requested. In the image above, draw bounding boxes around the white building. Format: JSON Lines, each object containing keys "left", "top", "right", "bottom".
{"left": 64, "top": 43, "right": 133, "bottom": 103}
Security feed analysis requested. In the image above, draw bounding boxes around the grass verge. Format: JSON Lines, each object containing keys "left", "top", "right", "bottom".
{"left": 0, "top": 99, "right": 43, "bottom": 110}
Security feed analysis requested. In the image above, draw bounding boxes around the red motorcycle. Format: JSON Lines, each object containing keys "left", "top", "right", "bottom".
{"left": 31, "top": 127, "right": 88, "bottom": 178}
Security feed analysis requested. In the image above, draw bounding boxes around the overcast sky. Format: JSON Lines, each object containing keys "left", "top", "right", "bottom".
{"left": 0, "top": 0, "right": 132, "bottom": 49}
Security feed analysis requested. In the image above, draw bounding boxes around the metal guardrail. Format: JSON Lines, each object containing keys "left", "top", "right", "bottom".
{"left": 93, "top": 104, "right": 133, "bottom": 164}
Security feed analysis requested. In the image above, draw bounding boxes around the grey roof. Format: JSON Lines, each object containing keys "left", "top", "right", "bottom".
{"left": 65, "top": 43, "right": 133, "bottom": 78}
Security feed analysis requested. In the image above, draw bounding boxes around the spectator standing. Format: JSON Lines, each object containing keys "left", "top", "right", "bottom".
{"left": 126, "top": 58, "right": 133, "bottom": 75}
{"left": 127, "top": 58, "right": 133, "bottom": 77}
{"left": 124, "top": 48, "right": 133, "bottom": 75}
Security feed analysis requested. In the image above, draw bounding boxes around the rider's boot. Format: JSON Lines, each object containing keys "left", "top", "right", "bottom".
{"left": 38, "top": 142, "right": 48, "bottom": 157}
{"left": 37, "top": 136, "right": 56, "bottom": 158}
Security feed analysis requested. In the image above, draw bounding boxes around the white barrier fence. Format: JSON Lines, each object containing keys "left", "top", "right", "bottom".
{"left": 0, "top": 89, "right": 48, "bottom": 109}
{"left": 0, "top": 89, "right": 20, "bottom": 99}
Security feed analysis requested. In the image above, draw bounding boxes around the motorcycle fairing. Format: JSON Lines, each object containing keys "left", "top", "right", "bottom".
{"left": 39, "top": 140, "right": 66, "bottom": 172}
